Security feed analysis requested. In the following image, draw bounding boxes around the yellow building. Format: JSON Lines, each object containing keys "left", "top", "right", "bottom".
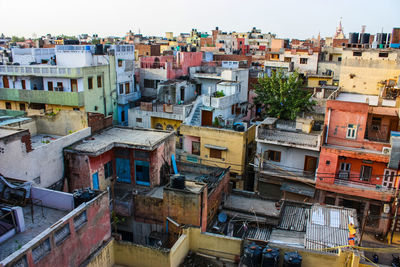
{"left": 179, "top": 124, "right": 256, "bottom": 188}
{"left": 307, "top": 74, "right": 334, "bottom": 88}
{"left": 339, "top": 49, "right": 400, "bottom": 95}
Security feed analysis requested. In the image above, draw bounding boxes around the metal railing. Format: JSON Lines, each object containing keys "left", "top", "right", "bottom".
{"left": 334, "top": 173, "right": 396, "bottom": 193}
{"left": 261, "top": 161, "right": 316, "bottom": 180}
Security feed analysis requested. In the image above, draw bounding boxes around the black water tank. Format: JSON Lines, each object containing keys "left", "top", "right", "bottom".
{"left": 242, "top": 243, "right": 262, "bottom": 267}
{"left": 95, "top": 44, "right": 104, "bottom": 55}
{"left": 349, "top": 32, "right": 359, "bottom": 44}
{"left": 283, "top": 252, "right": 302, "bottom": 267}
{"left": 171, "top": 174, "right": 185, "bottom": 189}
{"left": 262, "top": 247, "right": 280, "bottom": 267}
{"left": 361, "top": 33, "right": 370, "bottom": 44}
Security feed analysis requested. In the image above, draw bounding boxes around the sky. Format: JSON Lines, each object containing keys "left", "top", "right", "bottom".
{"left": 0, "top": 0, "right": 398, "bottom": 40}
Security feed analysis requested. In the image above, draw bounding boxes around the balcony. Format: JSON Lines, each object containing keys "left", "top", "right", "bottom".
{"left": 260, "top": 161, "right": 316, "bottom": 184}
{"left": 0, "top": 88, "right": 85, "bottom": 106}
{"left": 256, "top": 128, "right": 322, "bottom": 151}
{"left": 202, "top": 93, "right": 240, "bottom": 109}
{"left": 317, "top": 175, "right": 396, "bottom": 202}
{"left": 0, "top": 65, "right": 84, "bottom": 78}
{"left": 117, "top": 91, "right": 141, "bottom": 105}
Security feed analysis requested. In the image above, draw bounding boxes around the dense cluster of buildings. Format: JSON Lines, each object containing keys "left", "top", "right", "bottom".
{"left": 1, "top": 22, "right": 400, "bottom": 266}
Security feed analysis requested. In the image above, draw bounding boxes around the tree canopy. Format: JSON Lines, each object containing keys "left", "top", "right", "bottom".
{"left": 253, "top": 71, "right": 316, "bottom": 120}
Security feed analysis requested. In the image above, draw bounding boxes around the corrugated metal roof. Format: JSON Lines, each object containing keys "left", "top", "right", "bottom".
{"left": 245, "top": 227, "right": 271, "bottom": 241}
{"left": 279, "top": 203, "right": 310, "bottom": 232}
{"left": 305, "top": 204, "right": 358, "bottom": 251}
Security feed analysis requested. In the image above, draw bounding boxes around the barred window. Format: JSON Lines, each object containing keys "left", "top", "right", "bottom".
{"left": 32, "top": 238, "right": 51, "bottom": 263}
{"left": 10, "top": 255, "right": 28, "bottom": 267}
{"left": 54, "top": 223, "right": 70, "bottom": 245}
{"left": 74, "top": 210, "right": 87, "bottom": 230}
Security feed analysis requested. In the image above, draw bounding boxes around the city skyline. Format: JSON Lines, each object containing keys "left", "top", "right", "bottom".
{"left": 0, "top": 0, "right": 398, "bottom": 39}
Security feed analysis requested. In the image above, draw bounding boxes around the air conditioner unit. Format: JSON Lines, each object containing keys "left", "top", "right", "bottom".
{"left": 382, "top": 147, "right": 392, "bottom": 155}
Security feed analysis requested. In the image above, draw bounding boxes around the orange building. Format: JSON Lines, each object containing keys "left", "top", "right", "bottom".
{"left": 316, "top": 95, "right": 399, "bottom": 236}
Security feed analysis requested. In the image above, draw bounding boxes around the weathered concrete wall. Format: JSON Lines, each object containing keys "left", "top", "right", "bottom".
{"left": 134, "top": 194, "right": 164, "bottom": 224}
{"left": 32, "top": 110, "right": 88, "bottom": 136}
{"left": 85, "top": 239, "right": 114, "bottom": 267}
{"left": 114, "top": 241, "right": 170, "bottom": 267}
{"left": 88, "top": 149, "right": 115, "bottom": 190}
{"left": 0, "top": 127, "right": 91, "bottom": 188}
{"left": 87, "top": 112, "right": 113, "bottom": 133}
{"left": 65, "top": 153, "right": 91, "bottom": 191}
{"left": 339, "top": 50, "right": 400, "bottom": 95}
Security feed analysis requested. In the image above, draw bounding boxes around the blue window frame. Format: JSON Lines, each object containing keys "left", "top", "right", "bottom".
{"left": 135, "top": 160, "right": 150, "bottom": 186}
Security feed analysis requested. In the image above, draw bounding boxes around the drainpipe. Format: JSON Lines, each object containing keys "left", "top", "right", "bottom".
{"left": 325, "top": 107, "right": 331, "bottom": 144}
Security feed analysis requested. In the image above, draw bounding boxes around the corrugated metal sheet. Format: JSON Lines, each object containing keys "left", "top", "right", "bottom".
{"left": 305, "top": 204, "right": 358, "bottom": 252}
{"left": 279, "top": 203, "right": 310, "bottom": 232}
{"left": 245, "top": 227, "right": 271, "bottom": 241}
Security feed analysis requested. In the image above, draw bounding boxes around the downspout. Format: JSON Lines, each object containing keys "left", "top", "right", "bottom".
{"left": 325, "top": 107, "right": 331, "bottom": 144}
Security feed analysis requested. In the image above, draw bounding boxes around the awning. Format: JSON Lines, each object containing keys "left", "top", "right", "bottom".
{"left": 280, "top": 182, "right": 315, "bottom": 197}
{"left": 204, "top": 144, "right": 228, "bottom": 151}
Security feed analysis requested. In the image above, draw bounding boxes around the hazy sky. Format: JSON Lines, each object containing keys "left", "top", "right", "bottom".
{"left": 0, "top": 0, "right": 398, "bottom": 39}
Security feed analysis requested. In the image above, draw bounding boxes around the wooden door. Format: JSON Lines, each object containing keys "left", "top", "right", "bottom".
{"left": 71, "top": 79, "right": 78, "bottom": 92}
{"left": 2, "top": 76, "right": 9, "bottom": 88}
{"left": 304, "top": 156, "right": 317, "bottom": 175}
{"left": 201, "top": 110, "right": 213, "bottom": 126}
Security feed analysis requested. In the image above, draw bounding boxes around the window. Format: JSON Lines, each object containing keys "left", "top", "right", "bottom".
{"left": 19, "top": 103, "right": 26, "bottom": 111}
{"left": 74, "top": 210, "right": 87, "bottom": 230}
{"left": 32, "top": 238, "right": 51, "bottom": 263}
{"left": 300, "top": 58, "right": 308, "bottom": 64}
{"left": 353, "top": 51, "right": 362, "bottom": 57}
{"left": 379, "top": 52, "right": 388, "bottom": 58}
{"left": 339, "top": 162, "right": 351, "bottom": 179}
{"left": 284, "top": 57, "right": 291, "bottom": 62}
{"left": 383, "top": 169, "right": 396, "bottom": 188}
{"left": 180, "top": 87, "right": 185, "bottom": 101}
{"left": 371, "top": 117, "right": 381, "bottom": 130}
{"left": 121, "top": 110, "right": 125, "bottom": 122}
{"left": 346, "top": 124, "right": 357, "bottom": 139}
{"left": 57, "top": 82, "right": 63, "bottom": 91}
{"left": 48, "top": 81, "right": 53, "bottom": 91}
{"left": 318, "top": 80, "right": 327, "bottom": 86}
{"left": 97, "top": 76, "right": 102, "bottom": 87}
{"left": 118, "top": 59, "right": 123, "bottom": 67}
{"left": 21, "top": 80, "right": 26, "bottom": 89}
{"left": 119, "top": 84, "right": 124, "bottom": 94}
{"left": 104, "top": 161, "right": 113, "bottom": 178}
{"left": 192, "top": 141, "right": 200, "bottom": 155}
{"left": 360, "top": 165, "right": 372, "bottom": 181}
{"left": 135, "top": 160, "right": 150, "bottom": 186}
{"left": 136, "top": 118, "right": 142, "bottom": 123}
{"left": 338, "top": 57, "right": 342, "bottom": 62}
{"left": 88, "top": 77, "right": 93, "bottom": 89}
{"left": 73, "top": 107, "right": 80, "bottom": 111}
{"left": 54, "top": 223, "right": 70, "bottom": 245}
{"left": 125, "top": 82, "right": 130, "bottom": 94}
{"left": 266, "top": 150, "right": 281, "bottom": 162}
{"left": 5, "top": 102, "right": 11, "bottom": 109}
{"left": 210, "top": 148, "right": 222, "bottom": 159}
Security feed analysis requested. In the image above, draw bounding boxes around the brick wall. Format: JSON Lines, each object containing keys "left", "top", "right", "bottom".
{"left": 87, "top": 112, "right": 113, "bottom": 134}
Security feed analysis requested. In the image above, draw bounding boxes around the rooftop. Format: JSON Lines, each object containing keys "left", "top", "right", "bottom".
{"left": 66, "top": 127, "right": 174, "bottom": 156}
{"left": 336, "top": 93, "right": 396, "bottom": 107}
{"left": 0, "top": 204, "right": 68, "bottom": 261}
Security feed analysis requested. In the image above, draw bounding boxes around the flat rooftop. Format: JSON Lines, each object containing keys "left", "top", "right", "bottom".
{"left": 31, "top": 134, "right": 62, "bottom": 149}
{"left": 0, "top": 204, "right": 68, "bottom": 261}
{"left": 223, "top": 194, "right": 281, "bottom": 218}
{"left": 0, "top": 128, "right": 22, "bottom": 139}
{"left": 67, "top": 127, "right": 173, "bottom": 155}
{"left": 336, "top": 93, "right": 396, "bottom": 107}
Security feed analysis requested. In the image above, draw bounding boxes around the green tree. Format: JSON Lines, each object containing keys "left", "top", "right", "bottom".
{"left": 11, "top": 36, "right": 25, "bottom": 43}
{"left": 254, "top": 71, "right": 315, "bottom": 120}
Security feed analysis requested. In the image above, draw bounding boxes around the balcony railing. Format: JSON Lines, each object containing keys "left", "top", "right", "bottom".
{"left": 334, "top": 174, "right": 396, "bottom": 193}
{"left": 0, "top": 65, "right": 84, "bottom": 77}
{"left": 0, "top": 88, "right": 85, "bottom": 106}
{"left": 202, "top": 93, "right": 240, "bottom": 109}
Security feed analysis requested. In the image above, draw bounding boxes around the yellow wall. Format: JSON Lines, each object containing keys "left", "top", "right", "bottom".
{"left": 307, "top": 77, "right": 333, "bottom": 87}
{"left": 114, "top": 241, "right": 171, "bottom": 267}
{"left": 180, "top": 124, "right": 256, "bottom": 175}
{"left": 185, "top": 227, "right": 241, "bottom": 261}
{"left": 339, "top": 50, "right": 400, "bottom": 95}
{"left": 86, "top": 239, "right": 114, "bottom": 267}
{"left": 151, "top": 117, "right": 182, "bottom": 131}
